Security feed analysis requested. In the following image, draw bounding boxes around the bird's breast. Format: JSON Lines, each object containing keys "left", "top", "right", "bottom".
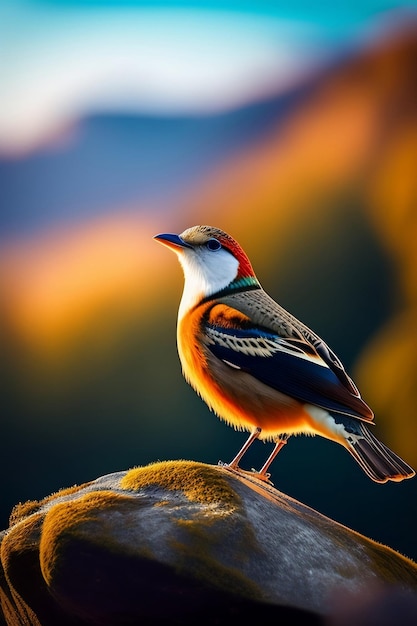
{"left": 177, "top": 303, "right": 308, "bottom": 437}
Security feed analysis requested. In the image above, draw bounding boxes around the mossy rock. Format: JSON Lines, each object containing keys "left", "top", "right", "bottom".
{"left": 1, "top": 460, "right": 417, "bottom": 625}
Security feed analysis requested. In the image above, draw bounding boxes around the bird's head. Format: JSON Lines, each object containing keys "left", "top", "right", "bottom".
{"left": 154, "top": 225, "right": 259, "bottom": 314}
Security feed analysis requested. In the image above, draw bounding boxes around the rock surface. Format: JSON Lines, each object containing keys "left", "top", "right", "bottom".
{"left": 1, "top": 460, "right": 417, "bottom": 625}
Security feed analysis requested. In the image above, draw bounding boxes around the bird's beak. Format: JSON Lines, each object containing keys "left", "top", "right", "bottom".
{"left": 153, "top": 233, "right": 192, "bottom": 250}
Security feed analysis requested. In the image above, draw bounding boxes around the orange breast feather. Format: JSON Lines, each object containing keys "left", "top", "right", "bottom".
{"left": 177, "top": 302, "right": 310, "bottom": 437}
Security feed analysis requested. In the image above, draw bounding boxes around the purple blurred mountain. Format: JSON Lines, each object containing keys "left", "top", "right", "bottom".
{"left": 0, "top": 88, "right": 308, "bottom": 240}
{"left": 1, "top": 17, "right": 415, "bottom": 242}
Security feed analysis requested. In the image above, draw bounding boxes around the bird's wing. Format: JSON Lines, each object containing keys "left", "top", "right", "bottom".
{"left": 202, "top": 301, "right": 374, "bottom": 421}
{"left": 220, "top": 290, "right": 364, "bottom": 398}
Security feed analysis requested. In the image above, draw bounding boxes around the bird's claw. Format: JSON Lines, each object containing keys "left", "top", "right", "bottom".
{"left": 219, "top": 461, "right": 274, "bottom": 485}
{"left": 250, "top": 469, "right": 274, "bottom": 485}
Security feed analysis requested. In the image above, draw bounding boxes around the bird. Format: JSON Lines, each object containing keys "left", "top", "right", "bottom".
{"left": 154, "top": 225, "right": 415, "bottom": 484}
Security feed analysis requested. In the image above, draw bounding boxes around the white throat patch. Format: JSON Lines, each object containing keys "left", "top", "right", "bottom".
{"left": 177, "top": 247, "right": 239, "bottom": 319}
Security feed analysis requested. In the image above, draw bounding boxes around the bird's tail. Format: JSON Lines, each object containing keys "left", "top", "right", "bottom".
{"left": 344, "top": 421, "right": 415, "bottom": 483}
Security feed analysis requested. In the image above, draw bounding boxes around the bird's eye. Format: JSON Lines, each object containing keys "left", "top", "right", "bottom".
{"left": 206, "top": 238, "right": 222, "bottom": 251}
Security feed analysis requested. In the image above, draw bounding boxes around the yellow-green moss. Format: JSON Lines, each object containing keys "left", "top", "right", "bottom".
{"left": 174, "top": 506, "right": 262, "bottom": 571}
{"left": 1, "top": 513, "right": 44, "bottom": 571}
{"left": 313, "top": 504, "right": 417, "bottom": 585}
{"left": 363, "top": 539, "right": 417, "bottom": 587}
{"left": 40, "top": 490, "right": 135, "bottom": 585}
{"left": 120, "top": 461, "right": 241, "bottom": 508}
{"left": 9, "top": 482, "right": 93, "bottom": 527}
{"left": 9, "top": 501, "right": 44, "bottom": 527}
{"left": 45, "top": 482, "right": 94, "bottom": 503}
{"left": 168, "top": 524, "right": 263, "bottom": 601}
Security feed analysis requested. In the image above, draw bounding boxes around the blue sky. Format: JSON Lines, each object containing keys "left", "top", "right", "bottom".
{"left": 1, "top": 0, "right": 416, "bottom": 152}
{"left": 16, "top": 0, "right": 417, "bottom": 26}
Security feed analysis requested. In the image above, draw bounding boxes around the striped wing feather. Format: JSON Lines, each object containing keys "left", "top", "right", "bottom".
{"left": 203, "top": 296, "right": 374, "bottom": 422}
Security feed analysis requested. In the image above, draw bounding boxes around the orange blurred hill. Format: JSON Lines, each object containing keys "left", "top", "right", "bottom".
{"left": 180, "top": 22, "right": 417, "bottom": 463}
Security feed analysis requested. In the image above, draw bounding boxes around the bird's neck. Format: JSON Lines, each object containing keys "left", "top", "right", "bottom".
{"left": 201, "top": 275, "right": 261, "bottom": 303}
{"left": 178, "top": 275, "right": 260, "bottom": 320}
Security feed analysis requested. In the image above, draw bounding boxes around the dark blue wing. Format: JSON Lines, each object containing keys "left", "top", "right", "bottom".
{"left": 204, "top": 323, "right": 373, "bottom": 421}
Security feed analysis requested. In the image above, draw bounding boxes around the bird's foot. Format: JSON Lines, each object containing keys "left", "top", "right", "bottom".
{"left": 249, "top": 469, "right": 274, "bottom": 485}
{"left": 218, "top": 461, "right": 274, "bottom": 485}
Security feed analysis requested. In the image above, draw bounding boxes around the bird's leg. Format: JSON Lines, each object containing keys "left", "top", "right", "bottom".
{"left": 221, "top": 428, "right": 261, "bottom": 470}
{"left": 256, "top": 434, "right": 290, "bottom": 481}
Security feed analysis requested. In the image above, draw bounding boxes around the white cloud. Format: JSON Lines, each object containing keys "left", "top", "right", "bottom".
{"left": 0, "top": 4, "right": 321, "bottom": 151}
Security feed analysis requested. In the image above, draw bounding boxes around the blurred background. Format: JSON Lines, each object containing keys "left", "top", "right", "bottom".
{"left": 1, "top": 0, "right": 417, "bottom": 561}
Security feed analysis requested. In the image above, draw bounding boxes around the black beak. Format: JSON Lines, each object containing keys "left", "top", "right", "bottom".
{"left": 153, "top": 233, "right": 193, "bottom": 250}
